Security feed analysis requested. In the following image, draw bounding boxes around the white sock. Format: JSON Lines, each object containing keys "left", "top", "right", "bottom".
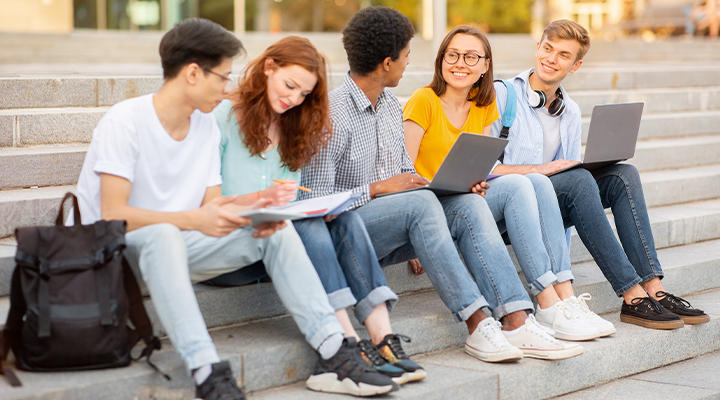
{"left": 318, "top": 332, "right": 344, "bottom": 360}
{"left": 502, "top": 326, "right": 522, "bottom": 337}
{"left": 193, "top": 363, "right": 213, "bottom": 385}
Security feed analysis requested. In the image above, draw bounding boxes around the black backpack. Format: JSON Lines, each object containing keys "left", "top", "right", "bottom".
{"left": 0, "top": 193, "right": 168, "bottom": 386}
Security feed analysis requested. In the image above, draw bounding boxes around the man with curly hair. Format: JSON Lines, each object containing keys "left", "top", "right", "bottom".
{"left": 301, "top": 7, "right": 583, "bottom": 364}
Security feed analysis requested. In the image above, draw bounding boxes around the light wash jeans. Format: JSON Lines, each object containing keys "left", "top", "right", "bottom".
{"left": 355, "top": 190, "right": 533, "bottom": 320}
{"left": 484, "top": 174, "right": 574, "bottom": 295}
{"left": 124, "top": 223, "right": 343, "bottom": 372}
{"left": 549, "top": 164, "right": 664, "bottom": 296}
{"left": 293, "top": 212, "right": 398, "bottom": 323}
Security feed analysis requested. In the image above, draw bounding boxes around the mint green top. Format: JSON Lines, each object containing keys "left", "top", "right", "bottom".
{"left": 213, "top": 99, "right": 300, "bottom": 197}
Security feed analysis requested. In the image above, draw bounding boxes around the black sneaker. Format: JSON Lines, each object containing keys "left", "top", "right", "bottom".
{"left": 656, "top": 291, "right": 710, "bottom": 325}
{"left": 375, "top": 334, "right": 427, "bottom": 383}
{"left": 194, "top": 361, "right": 246, "bottom": 400}
{"left": 620, "top": 296, "right": 684, "bottom": 330}
{"left": 306, "top": 337, "right": 398, "bottom": 397}
{"left": 357, "top": 339, "right": 407, "bottom": 384}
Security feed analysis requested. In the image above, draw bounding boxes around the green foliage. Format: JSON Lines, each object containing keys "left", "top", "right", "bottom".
{"left": 446, "top": 0, "right": 534, "bottom": 33}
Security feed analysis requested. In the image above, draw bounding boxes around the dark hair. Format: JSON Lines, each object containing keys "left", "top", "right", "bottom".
{"left": 341, "top": 7, "right": 415, "bottom": 75}
{"left": 542, "top": 19, "right": 591, "bottom": 61}
{"left": 428, "top": 25, "right": 495, "bottom": 107}
{"left": 159, "top": 18, "right": 244, "bottom": 79}
{"left": 230, "top": 36, "right": 331, "bottom": 172}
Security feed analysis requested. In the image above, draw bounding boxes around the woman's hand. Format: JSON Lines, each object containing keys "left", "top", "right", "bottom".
{"left": 259, "top": 180, "right": 298, "bottom": 206}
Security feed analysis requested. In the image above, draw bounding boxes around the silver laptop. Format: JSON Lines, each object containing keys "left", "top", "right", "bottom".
{"left": 548, "top": 102, "right": 644, "bottom": 177}
{"left": 377, "top": 133, "right": 508, "bottom": 197}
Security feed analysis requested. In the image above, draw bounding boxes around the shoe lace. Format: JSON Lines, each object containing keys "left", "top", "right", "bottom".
{"left": 573, "top": 293, "right": 596, "bottom": 315}
{"left": 630, "top": 296, "right": 664, "bottom": 313}
{"left": 386, "top": 334, "right": 411, "bottom": 359}
{"left": 657, "top": 291, "right": 694, "bottom": 309}
{"left": 554, "top": 300, "right": 580, "bottom": 327}
{"left": 527, "top": 315, "right": 562, "bottom": 345}
{"left": 358, "top": 340, "right": 388, "bottom": 367}
{"left": 478, "top": 319, "right": 508, "bottom": 348}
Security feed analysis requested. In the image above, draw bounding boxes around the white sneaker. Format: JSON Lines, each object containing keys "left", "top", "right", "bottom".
{"left": 465, "top": 318, "right": 523, "bottom": 363}
{"left": 565, "top": 294, "right": 616, "bottom": 337}
{"left": 534, "top": 299, "right": 602, "bottom": 341}
{"left": 504, "top": 315, "right": 584, "bottom": 360}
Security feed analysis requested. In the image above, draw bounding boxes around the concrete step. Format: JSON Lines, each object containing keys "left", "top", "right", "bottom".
{"left": 580, "top": 110, "right": 720, "bottom": 142}
{"left": 555, "top": 350, "right": 720, "bottom": 400}
{"left": 0, "top": 107, "right": 107, "bottom": 146}
{"left": 0, "top": 185, "right": 74, "bottom": 238}
{"left": 1, "top": 284, "right": 718, "bottom": 400}
{"left": 0, "top": 144, "right": 87, "bottom": 190}
{"left": 640, "top": 163, "right": 720, "bottom": 208}
{"left": 3, "top": 64, "right": 720, "bottom": 109}
{"left": 632, "top": 135, "right": 720, "bottom": 172}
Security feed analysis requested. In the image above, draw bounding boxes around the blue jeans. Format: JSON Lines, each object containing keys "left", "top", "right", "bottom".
{"left": 485, "top": 174, "right": 574, "bottom": 295}
{"left": 549, "top": 164, "right": 664, "bottom": 296}
{"left": 355, "top": 190, "right": 533, "bottom": 321}
{"left": 124, "top": 223, "right": 343, "bottom": 372}
{"left": 293, "top": 212, "right": 398, "bottom": 323}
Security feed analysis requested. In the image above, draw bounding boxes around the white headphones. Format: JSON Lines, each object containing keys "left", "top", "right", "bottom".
{"left": 526, "top": 75, "right": 565, "bottom": 117}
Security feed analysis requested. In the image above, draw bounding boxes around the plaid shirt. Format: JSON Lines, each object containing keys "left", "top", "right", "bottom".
{"left": 300, "top": 73, "right": 416, "bottom": 208}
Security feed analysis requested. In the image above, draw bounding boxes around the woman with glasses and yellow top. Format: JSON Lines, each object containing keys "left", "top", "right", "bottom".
{"left": 402, "top": 26, "right": 615, "bottom": 344}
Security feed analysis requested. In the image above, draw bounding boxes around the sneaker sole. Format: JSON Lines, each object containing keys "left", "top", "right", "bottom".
{"left": 464, "top": 344, "right": 523, "bottom": 363}
{"left": 306, "top": 373, "right": 394, "bottom": 397}
{"left": 517, "top": 345, "right": 584, "bottom": 360}
{"left": 552, "top": 330, "right": 602, "bottom": 341}
{"left": 392, "top": 369, "right": 427, "bottom": 385}
{"left": 679, "top": 314, "right": 711, "bottom": 325}
{"left": 619, "top": 314, "right": 685, "bottom": 330}
{"left": 597, "top": 327, "right": 617, "bottom": 337}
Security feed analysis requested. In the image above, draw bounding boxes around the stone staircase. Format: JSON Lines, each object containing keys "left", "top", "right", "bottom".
{"left": 1, "top": 37, "right": 720, "bottom": 399}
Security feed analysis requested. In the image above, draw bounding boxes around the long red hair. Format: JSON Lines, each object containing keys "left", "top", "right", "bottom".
{"left": 230, "top": 36, "right": 331, "bottom": 172}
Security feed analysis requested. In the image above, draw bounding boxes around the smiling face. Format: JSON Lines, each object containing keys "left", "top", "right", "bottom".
{"left": 534, "top": 37, "right": 583, "bottom": 86}
{"left": 441, "top": 34, "right": 489, "bottom": 94}
{"left": 264, "top": 61, "right": 318, "bottom": 115}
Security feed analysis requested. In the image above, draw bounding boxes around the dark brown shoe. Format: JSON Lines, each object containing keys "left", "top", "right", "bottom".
{"left": 620, "top": 297, "right": 684, "bottom": 330}
{"left": 656, "top": 291, "right": 710, "bottom": 325}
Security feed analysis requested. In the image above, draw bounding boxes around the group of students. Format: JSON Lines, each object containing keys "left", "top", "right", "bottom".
{"left": 73, "top": 7, "right": 710, "bottom": 400}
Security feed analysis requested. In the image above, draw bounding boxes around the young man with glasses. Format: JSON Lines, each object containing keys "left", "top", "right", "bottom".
{"left": 301, "top": 7, "right": 584, "bottom": 364}
{"left": 491, "top": 19, "right": 709, "bottom": 330}
{"left": 74, "top": 18, "right": 395, "bottom": 400}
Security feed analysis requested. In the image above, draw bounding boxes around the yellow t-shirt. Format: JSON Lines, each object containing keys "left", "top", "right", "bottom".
{"left": 403, "top": 87, "right": 499, "bottom": 180}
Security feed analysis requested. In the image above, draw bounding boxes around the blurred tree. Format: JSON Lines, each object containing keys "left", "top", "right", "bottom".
{"left": 200, "top": 0, "right": 234, "bottom": 30}
{"left": 447, "top": 0, "right": 534, "bottom": 33}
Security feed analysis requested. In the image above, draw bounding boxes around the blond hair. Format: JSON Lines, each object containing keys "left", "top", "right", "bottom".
{"left": 541, "top": 19, "right": 591, "bottom": 61}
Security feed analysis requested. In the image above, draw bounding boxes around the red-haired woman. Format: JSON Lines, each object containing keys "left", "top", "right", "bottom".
{"left": 213, "top": 36, "right": 425, "bottom": 396}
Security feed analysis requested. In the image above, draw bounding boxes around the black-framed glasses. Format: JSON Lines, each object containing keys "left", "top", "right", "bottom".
{"left": 443, "top": 51, "right": 487, "bottom": 67}
{"left": 203, "top": 68, "right": 232, "bottom": 82}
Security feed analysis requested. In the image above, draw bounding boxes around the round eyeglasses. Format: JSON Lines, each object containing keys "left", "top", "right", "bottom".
{"left": 443, "top": 51, "right": 487, "bottom": 67}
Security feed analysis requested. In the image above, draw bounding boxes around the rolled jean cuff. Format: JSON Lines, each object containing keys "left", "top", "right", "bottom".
{"left": 613, "top": 276, "right": 643, "bottom": 297}
{"left": 639, "top": 270, "right": 664, "bottom": 285}
{"left": 554, "top": 269, "right": 575, "bottom": 285}
{"left": 327, "top": 288, "right": 357, "bottom": 311}
{"left": 457, "top": 297, "right": 489, "bottom": 322}
{"left": 306, "top": 316, "right": 346, "bottom": 350}
{"left": 183, "top": 345, "right": 221, "bottom": 373}
{"left": 353, "top": 286, "right": 399, "bottom": 323}
{"left": 528, "top": 271, "right": 559, "bottom": 296}
{"left": 491, "top": 300, "right": 534, "bottom": 320}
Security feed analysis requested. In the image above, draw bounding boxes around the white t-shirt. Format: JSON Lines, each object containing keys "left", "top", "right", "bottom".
{"left": 75, "top": 94, "right": 223, "bottom": 225}
{"left": 534, "top": 106, "right": 562, "bottom": 163}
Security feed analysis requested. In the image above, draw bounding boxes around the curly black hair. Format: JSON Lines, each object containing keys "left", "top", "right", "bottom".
{"left": 341, "top": 7, "right": 415, "bottom": 76}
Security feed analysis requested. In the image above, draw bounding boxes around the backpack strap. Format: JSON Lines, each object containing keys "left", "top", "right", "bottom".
{"left": 494, "top": 79, "right": 517, "bottom": 163}
{"left": 122, "top": 259, "right": 170, "bottom": 381}
{"left": 0, "top": 267, "right": 25, "bottom": 387}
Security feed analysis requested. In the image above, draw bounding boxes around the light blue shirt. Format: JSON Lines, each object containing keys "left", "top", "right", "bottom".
{"left": 491, "top": 68, "right": 583, "bottom": 247}
{"left": 491, "top": 68, "right": 582, "bottom": 166}
{"left": 213, "top": 99, "right": 300, "bottom": 197}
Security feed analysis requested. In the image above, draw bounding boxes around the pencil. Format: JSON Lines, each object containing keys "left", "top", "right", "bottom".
{"left": 273, "top": 179, "right": 312, "bottom": 192}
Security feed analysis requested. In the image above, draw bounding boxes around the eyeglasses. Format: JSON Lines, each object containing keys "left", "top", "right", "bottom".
{"left": 203, "top": 68, "right": 232, "bottom": 82}
{"left": 443, "top": 51, "right": 487, "bottom": 67}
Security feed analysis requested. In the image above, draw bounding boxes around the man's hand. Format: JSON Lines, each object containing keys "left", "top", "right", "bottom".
{"left": 369, "top": 173, "right": 430, "bottom": 198}
{"left": 408, "top": 258, "right": 425, "bottom": 275}
{"left": 471, "top": 180, "right": 490, "bottom": 197}
{"left": 260, "top": 181, "right": 298, "bottom": 206}
{"left": 535, "top": 159, "right": 580, "bottom": 176}
{"left": 195, "top": 196, "right": 252, "bottom": 237}
{"left": 223, "top": 198, "right": 287, "bottom": 238}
